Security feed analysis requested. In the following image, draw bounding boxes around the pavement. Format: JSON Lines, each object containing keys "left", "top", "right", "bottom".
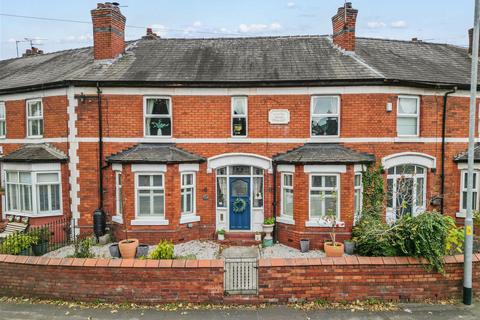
{"left": 0, "top": 301, "right": 479, "bottom": 320}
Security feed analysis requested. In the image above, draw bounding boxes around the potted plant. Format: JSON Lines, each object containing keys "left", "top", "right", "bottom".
{"left": 31, "top": 227, "right": 51, "bottom": 256}
{"left": 0, "top": 233, "right": 38, "bottom": 256}
{"left": 117, "top": 203, "right": 139, "bottom": 259}
{"left": 323, "top": 208, "right": 345, "bottom": 257}
{"left": 263, "top": 217, "right": 275, "bottom": 247}
{"left": 217, "top": 229, "right": 226, "bottom": 241}
{"left": 136, "top": 244, "right": 149, "bottom": 258}
{"left": 299, "top": 239, "right": 310, "bottom": 253}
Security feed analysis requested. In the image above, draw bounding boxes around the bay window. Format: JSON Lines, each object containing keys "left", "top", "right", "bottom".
{"left": 27, "top": 99, "right": 44, "bottom": 138}
{"left": 281, "top": 173, "right": 294, "bottom": 218}
{"left": 354, "top": 172, "right": 363, "bottom": 224}
{"left": 309, "top": 174, "right": 339, "bottom": 220}
{"left": 460, "top": 170, "right": 479, "bottom": 212}
{"left": 231, "top": 96, "right": 248, "bottom": 137}
{"left": 387, "top": 164, "right": 426, "bottom": 221}
{"left": 311, "top": 96, "right": 339, "bottom": 136}
{"left": 181, "top": 172, "right": 195, "bottom": 215}
{"left": 397, "top": 96, "right": 419, "bottom": 136}
{"left": 144, "top": 97, "right": 172, "bottom": 137}
{"left": 136, "top": 174, "right": 165, "bottom": 217}
{"left": 6, "top": 171, "right": 61, "bottom": 216}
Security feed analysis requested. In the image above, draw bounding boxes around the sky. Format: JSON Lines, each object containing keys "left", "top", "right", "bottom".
{"left": 0, "top": 0, "right": 475, "bottom": 60}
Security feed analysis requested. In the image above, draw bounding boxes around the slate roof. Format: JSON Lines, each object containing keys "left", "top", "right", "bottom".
{"left": 0, "top": 35, "right": 474, "bottom": 93}
{"left": 454, "top": 144, "right": 480, "bottom": 162}
{"left": 273, "top": 144, "right": 375, "bottom": 164}
{"left": 107, "top": 143, "right": 205, "bottom": 164}
{"left": 1, "top": 144, "right": 68, "bottom": 163}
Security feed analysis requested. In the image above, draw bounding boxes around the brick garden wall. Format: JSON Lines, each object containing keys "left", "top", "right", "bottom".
{"left": 0, "top": 254, "right": 478, "bottom": 304}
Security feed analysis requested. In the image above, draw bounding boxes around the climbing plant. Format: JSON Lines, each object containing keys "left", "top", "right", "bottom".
{"left": 361, "top": 165, "right": 385, "bottom": 219}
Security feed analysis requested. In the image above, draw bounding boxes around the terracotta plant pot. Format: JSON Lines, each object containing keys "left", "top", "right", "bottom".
{"left": 118, "top": 239, "right": 139, "bottom": 259}
{"left": 324, "top": 242, "right": 344, "bottom": 257}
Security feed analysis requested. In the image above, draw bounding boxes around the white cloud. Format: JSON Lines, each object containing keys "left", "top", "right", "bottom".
{"left": 287, "top": 2, "right": 296, "bottom": 8}
{"left": 58, "top": 34, "right": 93, "bottom": 44}
{"left": 238, "top": 22, "right": 282, "bottom": 33}
{"left": 7, "top": 38, "right": 16, "bottom": 43}
{"left": 192, "top": 21, "right": 203, "bottom": 28}
{"left": 391, "top": 20, "right": 407, "bottom": 28}
{"left": 151, "top": 24, "right": 168, "bottom": 37}
{"left": 367, "top": 21, "right": 386, "bottom": 29}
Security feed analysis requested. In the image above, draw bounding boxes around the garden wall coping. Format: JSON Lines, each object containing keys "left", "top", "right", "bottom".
{"left": 0, "top": 254, "right": 479, "bottom": 268}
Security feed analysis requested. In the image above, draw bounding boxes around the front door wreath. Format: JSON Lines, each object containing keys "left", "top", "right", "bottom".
{"left": 232, "top": 197, "right": 247, "bottom": 213}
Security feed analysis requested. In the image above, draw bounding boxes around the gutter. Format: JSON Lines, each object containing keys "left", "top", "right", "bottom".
{"left": 440, "top": 86, "right": 458, "bottom": 214}
{"left": 272, "top": 163, "right": 278, "bottom": 243}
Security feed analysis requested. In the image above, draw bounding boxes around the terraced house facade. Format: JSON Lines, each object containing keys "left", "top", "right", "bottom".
{"left": 0, "top": 2, "right": 478, "bottom": 248}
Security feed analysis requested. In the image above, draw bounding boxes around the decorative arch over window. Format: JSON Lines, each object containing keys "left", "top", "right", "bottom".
{"left": 381, "top": 152, "right": 436, "bottom": 170}
{"left": 207, "top": 153, "right": 272, "bottom": 173}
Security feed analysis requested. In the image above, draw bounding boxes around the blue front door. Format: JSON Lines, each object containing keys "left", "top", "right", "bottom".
{"left": 229, "top": 177, "right": 251, "bottom": 230}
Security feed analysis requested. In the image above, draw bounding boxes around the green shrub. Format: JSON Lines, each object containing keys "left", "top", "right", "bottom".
{"left": 148, "top": 240, "right": 174, "bottom": 260}
{"left": 264, "top": 217, "right": 275, "bottom": 225}
{"left": 0, "top": 233, "right": 38, "bottom": 255}
{"left": 29, "top": 227, "right": 51, "bottom": 243}
{"left": 71, "top": 237, "right": 95, "bottom": 258}
{"left": 474, "top": 211, "right": 480, "bottom": 228}
{"left": 352, "top": 215, "right": 397, "bottom": 257}
{"left": 217, "top": 229, "right": 225, "bottom": 235}
{"left": 444, "top": 217, "right": 464, "bottom": 255}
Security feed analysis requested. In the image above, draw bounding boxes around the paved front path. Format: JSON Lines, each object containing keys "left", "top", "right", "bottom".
{"left": 0, "top": 301, "right": 478, "bottom": 319}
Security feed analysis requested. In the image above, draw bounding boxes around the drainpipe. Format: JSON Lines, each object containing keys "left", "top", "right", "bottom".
{"left": 97, "top": 83, "right": 104, "bottom": 209}
{"left": 440, "top": 86, "right": 457, "bottom": 214}
{"left": 272, "top": 162, "right": 278, "bottom": 243}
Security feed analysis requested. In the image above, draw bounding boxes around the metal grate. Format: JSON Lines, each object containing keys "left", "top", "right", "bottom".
{"left": 224, "top": 257, "right": 258, "bottom": 295}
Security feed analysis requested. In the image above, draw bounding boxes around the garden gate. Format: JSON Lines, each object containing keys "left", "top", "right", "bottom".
{"left": 224, "top": 257, "right": 258, "bottom": 295}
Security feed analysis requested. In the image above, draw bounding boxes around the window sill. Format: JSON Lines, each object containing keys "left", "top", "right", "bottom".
{"left": 4, "top": 212, "right": 63, "bottom": 218}
{"left": 112, "top": 215, "right": 123, "bottom": 224}
{"left": 131, "top": 218, "right": 169, "bottom": 226}
{"left": 394, "top": 136, "right": 420, "bottom": 142}
{"left": 305, "top": 220, "right": 345, "bottom": 228}
{"left": 277, "top": 216, "right": 295, "bottom": 225}
{"left": 456, "top": 212, "right": 466, "bottom": 218}
{"left": 27, "top": 136, "right": 44, "bottom": 139}
{"left": 180, "top": 214, "right": 201, "bottom": 224}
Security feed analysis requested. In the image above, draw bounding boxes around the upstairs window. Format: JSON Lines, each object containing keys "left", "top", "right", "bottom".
{"left": 311, "top": 96, "right": 340, "bottom": 136}
{"left": 231, "top": 96, "right": 247, "bottom": 137}
{"left": 397, "top": 96, "right": 419, "bottom": 136}
{"left": 27, "top": 99, "right": 43, "bottom": 138}
{"left": 145, "top": 97, "right": 172, "bottom": 137}
{"left": 0, "top": 102, "right": 5, "bottom": 138}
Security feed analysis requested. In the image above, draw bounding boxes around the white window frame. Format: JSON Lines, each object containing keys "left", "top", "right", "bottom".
{"left": 5, "top": 170, "right": 62, "bottom": 217}
{"left": 280, "top": 172, "right": 294, "bottom": 220}
{"left": 143, "top": 96, "right": 173, "bottom": 138}
{"left": 181, "top": 172, "right": 196, "bottom": 216}
{"left": 354, "top": 172, "right": 363, "bottom": 225}
{"left": 0, "top": 101, "right": 6, "bottom": 138}
{"left": 115, "top": 171, "right": 123, "bottom": 216}
{"left": 386, "top": 165, "right": 426, "bottom": 223}
{"left": 231, "top": 96, "right": 248, "bottom": 138}
{"left": 397, "top": 96, "right": 420, "bottom": 137}
{"left": 134, "top": 173, "right": 166, "bottom": 218}
{"left": 459, "top": 170, "right": 480, "bottom": 213}
{"left": 26, "top": 98, "right": 44, "bottom": 138}
{"left": 310, "top": 95, "right": 340, "bottom": 137}
{"left": 307, "top": 173, "right": 341, "bottom": 226}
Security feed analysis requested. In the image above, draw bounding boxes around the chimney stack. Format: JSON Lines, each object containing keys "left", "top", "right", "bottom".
{"left": 22, "top": 46, "right": 44, "bottom": 57}
{"left": 331, "top": 2, "right": 358, "bottom": 52}
{"left": 90, "top": 2, "right": 126, "bottom": 61}
{"left": 142, "top": 28, "right": 160, "bottom": 40}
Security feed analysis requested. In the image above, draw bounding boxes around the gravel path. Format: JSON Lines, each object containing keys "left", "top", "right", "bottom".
{"left": 43, "top": 240, "right": 220, "bottom": 260}
{"left": 260, "top": 243, "right": 326, "bottom": 259}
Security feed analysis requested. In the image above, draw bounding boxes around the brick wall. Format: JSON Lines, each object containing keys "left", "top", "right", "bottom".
{"left": 0, "top": 254, "right": 478, "bottom": 304}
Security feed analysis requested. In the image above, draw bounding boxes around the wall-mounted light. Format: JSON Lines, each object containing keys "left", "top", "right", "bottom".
{"left": 79, "top": 92, "right": 86, "bottom": 104}
{"left": 386, "top": 102, "right": 393, "bottom": 112}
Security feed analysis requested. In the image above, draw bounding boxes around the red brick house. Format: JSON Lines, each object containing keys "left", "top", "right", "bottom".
{"left": 0, "top": 2, "right": 477, "bottom": 248}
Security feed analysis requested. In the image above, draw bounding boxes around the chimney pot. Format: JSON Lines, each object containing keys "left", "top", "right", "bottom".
{"left": 91, "top": 2, "right": 126, "bottom": 61}
{"left": 331, "top": 2, "right": 358, "bottom": 52}
{"left": 22, "top": 46, "right": 44, "bottom": 57}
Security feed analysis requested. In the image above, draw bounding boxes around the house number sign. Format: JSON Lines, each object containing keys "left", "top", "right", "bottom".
{"left": 268, "top": 109, "right": 290, "bottom": 124}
